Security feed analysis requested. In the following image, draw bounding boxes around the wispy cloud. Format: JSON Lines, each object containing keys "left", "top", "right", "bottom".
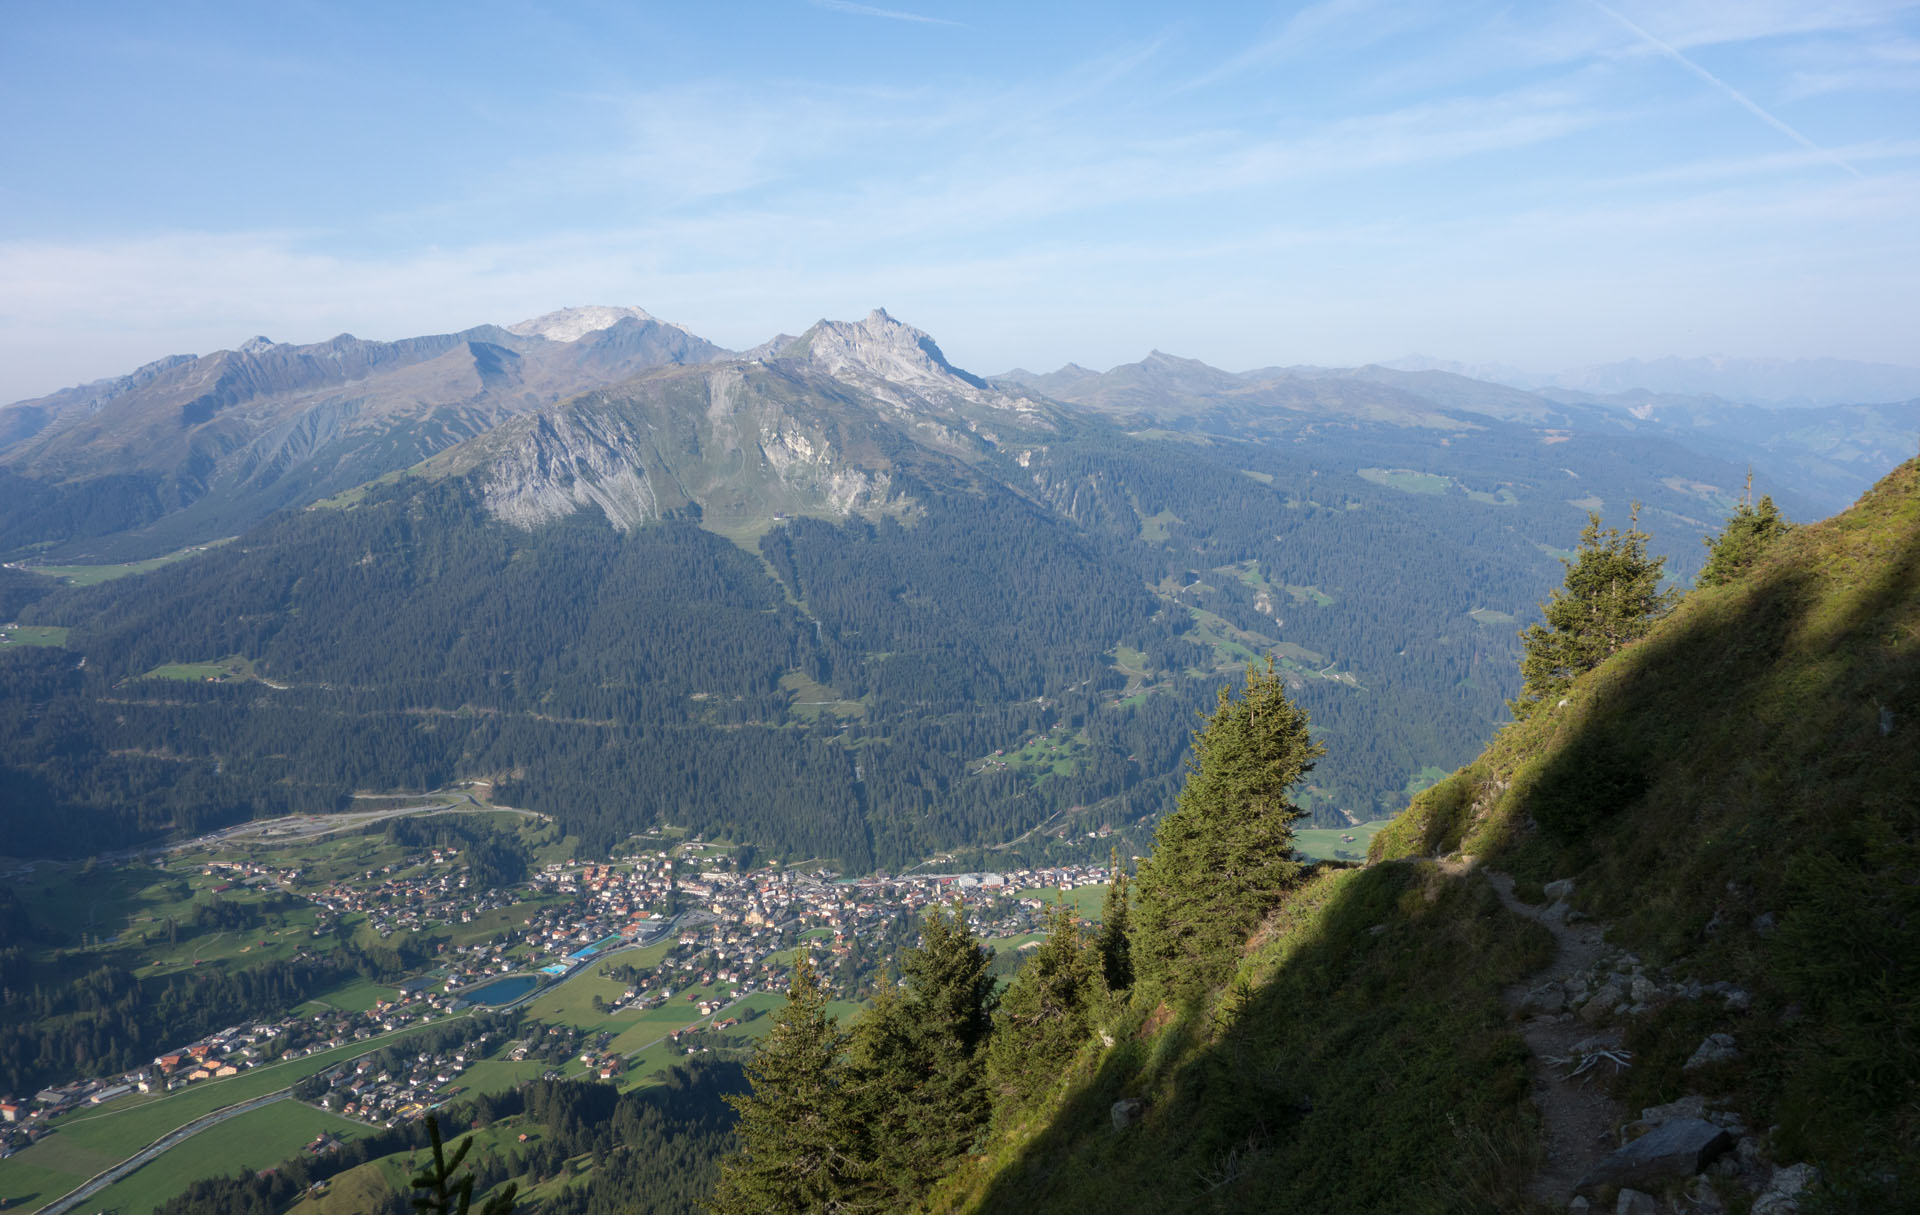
{"left": 808, "top": 0, "right": 963, "bottom": 28}
{"left": 1589, "top": 0, "right": 1865, "bottom": 178}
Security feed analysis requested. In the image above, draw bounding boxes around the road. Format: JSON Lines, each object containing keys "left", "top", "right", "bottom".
{"left": 35, "top": 1092, "right": 290, "bottom": 1215}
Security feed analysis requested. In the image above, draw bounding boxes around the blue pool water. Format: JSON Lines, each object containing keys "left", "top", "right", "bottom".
{"left": 465, "top": 974, "right": 541, "bottom": 1005}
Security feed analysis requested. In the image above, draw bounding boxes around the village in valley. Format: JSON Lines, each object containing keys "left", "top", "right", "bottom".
{"left": 0, "top": 808, "right": 1113, "bottom": 1187}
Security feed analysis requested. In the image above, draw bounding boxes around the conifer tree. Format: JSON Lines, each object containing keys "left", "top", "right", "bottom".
{"left": 1133, "top": 659, "right": 1323, "bottom": 996}
{"left": 1510, "top": 508, "right": 1677, "bottom": 718}
{"left": 1699, "top": 483, "right": 1792, "bottom": 588}
{"left": 842, "top": 903, "right": 997, "bottom": 1208}
{"left": 710, "top": 955, "right": 860, "bottom": 1215}
{"left": 987, "top": 899, "right": 1097, "bottom": 1108}
{"left": 1096, "top": 846, "right": 1133, "bottom": 993}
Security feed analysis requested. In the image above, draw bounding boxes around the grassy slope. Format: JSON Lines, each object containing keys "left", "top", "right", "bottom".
{"left": 937, "top": 863, "right": 1552, "bottom": 1214}
{"left": 942, "top": 457, "right": 1918, "bottom": 1213}
{"left": 1371, "top": 455, "right": 1920, "bottom": 1195}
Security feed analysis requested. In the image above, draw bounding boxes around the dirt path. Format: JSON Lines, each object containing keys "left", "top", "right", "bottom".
{"left": 1482, "top": 869, "right": 1626, "bottom": 1209}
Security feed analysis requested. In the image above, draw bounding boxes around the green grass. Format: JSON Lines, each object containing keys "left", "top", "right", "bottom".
{"left": 1371, "top": 457, "right": 1920, "bottom": 1196}
{"left": 20, "top": 541, "right": 230, "bottom": 587}
{"left": 80, "top": 1101, "right": 362, "bottom": 1215}
{"left": 1011, "top": 885, "right": 1106, "bottom": 922}
{"left": 0, "top": 624, "right": 69, "bottom": 647}
{"left": 311, "top": 976, "right": 399, "bottom": 1013}
{"left": 1358, "top": 467, "right": 1452, "bottom": 495}
{"left": 1565, "top": 494, "right": 1605, "bottom": 511}
{"left": 1282, "top": 584, "right": 1335, "bottom": 607}
{"left": 1291, "top": 820, "right": 1390, "bottom": 863}
{"left": 938, "top": 863, "right": 1551, "bottom": 1213}
{"left": 1467, "top": 608, "right": 1516, "bottom": 626}
{"left": 1138, "top": 509, "right": 1181, "bottom": 543}
{"left": 779, "top": 670, "right": 865, "bottom": 720}
{"left": 0, "top": 1021, "right": 455, "bottom": 1206}
{"left": 141, "top": 656, "right": 257, "bottom": 683}
{"left": 1239, "top": 469, "right": 1275, "bottom": 485}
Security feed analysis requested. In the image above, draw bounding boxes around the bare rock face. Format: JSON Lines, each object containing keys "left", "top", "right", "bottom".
{"left": 479, "top": 409, "right": 664, "bottom": 532}
{"left": 1576, "top": 1117, "right": 1733, "bottom": 1194}
{"left": 781, "top": 309, "right": 1054, "bottom": 431}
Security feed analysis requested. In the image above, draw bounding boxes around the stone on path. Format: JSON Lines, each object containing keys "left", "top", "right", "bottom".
{"left": 1576, "top": 1116, "right": 1733, "bottom": 1194}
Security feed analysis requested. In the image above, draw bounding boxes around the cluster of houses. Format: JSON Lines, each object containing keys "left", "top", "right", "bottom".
{"left": 2, "top": 840, "right": 1119, "bottom": 1161}
{"left": 314, "top": 1038, "right": 493, "bottom": 1126}
{"left": 0, "top": 979, "right": 469, "bottom": 1155}
{"left": 304, "top": 849, "right": 519, "bottom": 939}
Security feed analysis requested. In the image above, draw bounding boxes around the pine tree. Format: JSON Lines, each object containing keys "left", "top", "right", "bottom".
{"left": 1699, "top": 481, "right": 1792, "bottom": 588}
{"left": 841, "top": 903, "right": 997, "bottom": 1208}
{"left": 987, "top": 899, "right": 1097, "bottom": 1108}
{"left": 1133, "top": 659, "right": 1323, "bottom": 996}
{"left": 710, "top": 955, "right": 861, "bottom": 1215}
{"left": 1096, "top": 846, "right": 1133, "bottom": 993}
{"left": 1510, "top": 507, "right": 1678, "bottom": 718}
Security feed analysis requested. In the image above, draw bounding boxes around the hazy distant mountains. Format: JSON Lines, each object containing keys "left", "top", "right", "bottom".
{"left": 998, "top": 353, "right": 1918, "bottom": 516}
{"left": 0, "top": 307, "right": 727, "bottom": 558}
{"left": 1385, "top": 352, "right": 1920, "bottom": 409}
{"left": 5, "top": 306, "right": 1913, "bottom": 563}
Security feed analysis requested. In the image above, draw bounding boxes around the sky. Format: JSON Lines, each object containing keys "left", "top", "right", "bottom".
{"left": 2, "top": 0, "right": 1918, "bottom": 402}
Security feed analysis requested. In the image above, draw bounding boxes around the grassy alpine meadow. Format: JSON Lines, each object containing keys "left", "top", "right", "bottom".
{"left": 75, "top": 1100, "right": 364, "bottom": 1215}
{"left": 0, "top": 623, "right": 69, "bottom": 646}
{"left": 1292, "top": 819, "right": 1390, "bottom": 863}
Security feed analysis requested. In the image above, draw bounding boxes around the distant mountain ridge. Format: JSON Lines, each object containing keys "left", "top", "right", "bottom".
{"left": 1386, "top": 352, "right": 1920, "bottom": 408}
{"left": 998, "top": 352, "right": 1918, "bottom": 515}
{"left": 0, "top": 311, "right": 729, "bottom": 558}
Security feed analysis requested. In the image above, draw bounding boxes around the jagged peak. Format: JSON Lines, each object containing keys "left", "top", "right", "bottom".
{"left": 238, "top": 336, "right": 276, "bottom": 355}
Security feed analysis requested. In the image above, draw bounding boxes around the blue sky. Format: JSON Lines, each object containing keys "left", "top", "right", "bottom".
{"left": 3, "top": 0, "right": 1917, "bottom": 401}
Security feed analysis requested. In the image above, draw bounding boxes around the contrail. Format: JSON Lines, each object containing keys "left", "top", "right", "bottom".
{"left": 1588, "top": 0, "right": 1864, "bottom": 179}
{"left": 810, "top": 0, "right": 964, "bottom": 26}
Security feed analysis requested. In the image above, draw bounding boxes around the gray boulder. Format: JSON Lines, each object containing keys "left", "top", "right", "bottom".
{"left": 1684, "top": 1033, "right": 1740, "bottom": 1071}
{"left": 1751, "top": 1162, "right": 1819, "bottom": 1214}
{"left": 1545, "top": 878, "right": 1577, "bottom": 901}
{"left": 1615, "top": 1189, "right": 1659, "bottom": 1215}
{"left": 1577, "top": 1117, "right": 1734, "bottom": 1193}
{"left": 1110, "top": 1097, "right": 1146, "bottom": 1131}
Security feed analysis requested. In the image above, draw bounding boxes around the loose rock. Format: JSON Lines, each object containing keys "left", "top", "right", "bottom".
{"left": 1751, "top": 1162, "right": 1819, "bottom": 1215}
{"left": 1577, "top": 1117, "right": 1734, "bottom": 1193}
{"left": 1110, "top": 1097, "right": 1146, "bottom": 1131}
{"left": 1684, "top": 1033, "right": 1740, "bottom": 1071}
{"left": 1615, "top": 1189, "right": 1659, "bottom": 1215}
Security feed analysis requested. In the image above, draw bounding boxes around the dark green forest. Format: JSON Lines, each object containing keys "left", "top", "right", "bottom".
{"left": 0, "top": 413, "right": 1745, "bottom": 872}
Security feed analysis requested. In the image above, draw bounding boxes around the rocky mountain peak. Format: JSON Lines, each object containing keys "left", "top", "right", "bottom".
{"left": 507, "top": 305, "right": 664, "bottom": 343}
{"left": 238, "top": 336, "right": 277, "bottom": 354}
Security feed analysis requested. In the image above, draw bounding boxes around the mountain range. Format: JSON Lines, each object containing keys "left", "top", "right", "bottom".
{"left": 1, "top": 307, "right": 1914, "bottom": 872}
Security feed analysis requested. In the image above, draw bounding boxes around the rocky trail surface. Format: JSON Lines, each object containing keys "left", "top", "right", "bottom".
{"left": 1482, "top": 868, "right": 1627, "bottom": 1208}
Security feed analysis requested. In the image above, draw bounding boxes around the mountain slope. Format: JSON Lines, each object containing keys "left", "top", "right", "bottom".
{"left": 0, "top": 312, "right": 728, "bottom": 558}
{"left": 939, "top": 456, "right": 1918, "bottom": 1213}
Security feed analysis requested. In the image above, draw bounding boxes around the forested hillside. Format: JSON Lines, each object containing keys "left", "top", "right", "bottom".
{"left": 828, "top": 455, "right": 1915, "bottom": 1214}
{"left": 0, "top": 313, "right": 1841, "bottom": 872}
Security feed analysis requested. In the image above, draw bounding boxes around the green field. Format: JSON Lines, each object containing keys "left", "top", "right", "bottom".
{"left": 80, "top": 1100, "right": 362, "bottom": 1215}
{"left": 1011, "top": 884, "right": 1105, "bottom": 922}
{"left": 0, "top": 624, "right": 69, "bottom": 647}
{"left": 23, "top": 541, "right": 230, "bottom": 587}
{"left": 1468, "top": 607, "right": 1517, "bottom": 626}
{"left": 0, "top": 1022, "right": 452, "bottom": 1208}
{"left": 1358, "top": 467, "right": 1452, "bottom": 495}
{"left": 142, "top": 656, "right": 257, "bottom": 683}
{"left": 1292, "top": 819, "right": 1390, "bottom": 862}
{"left": 310, "top": 976, "right": 400, "bottom": 1013}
